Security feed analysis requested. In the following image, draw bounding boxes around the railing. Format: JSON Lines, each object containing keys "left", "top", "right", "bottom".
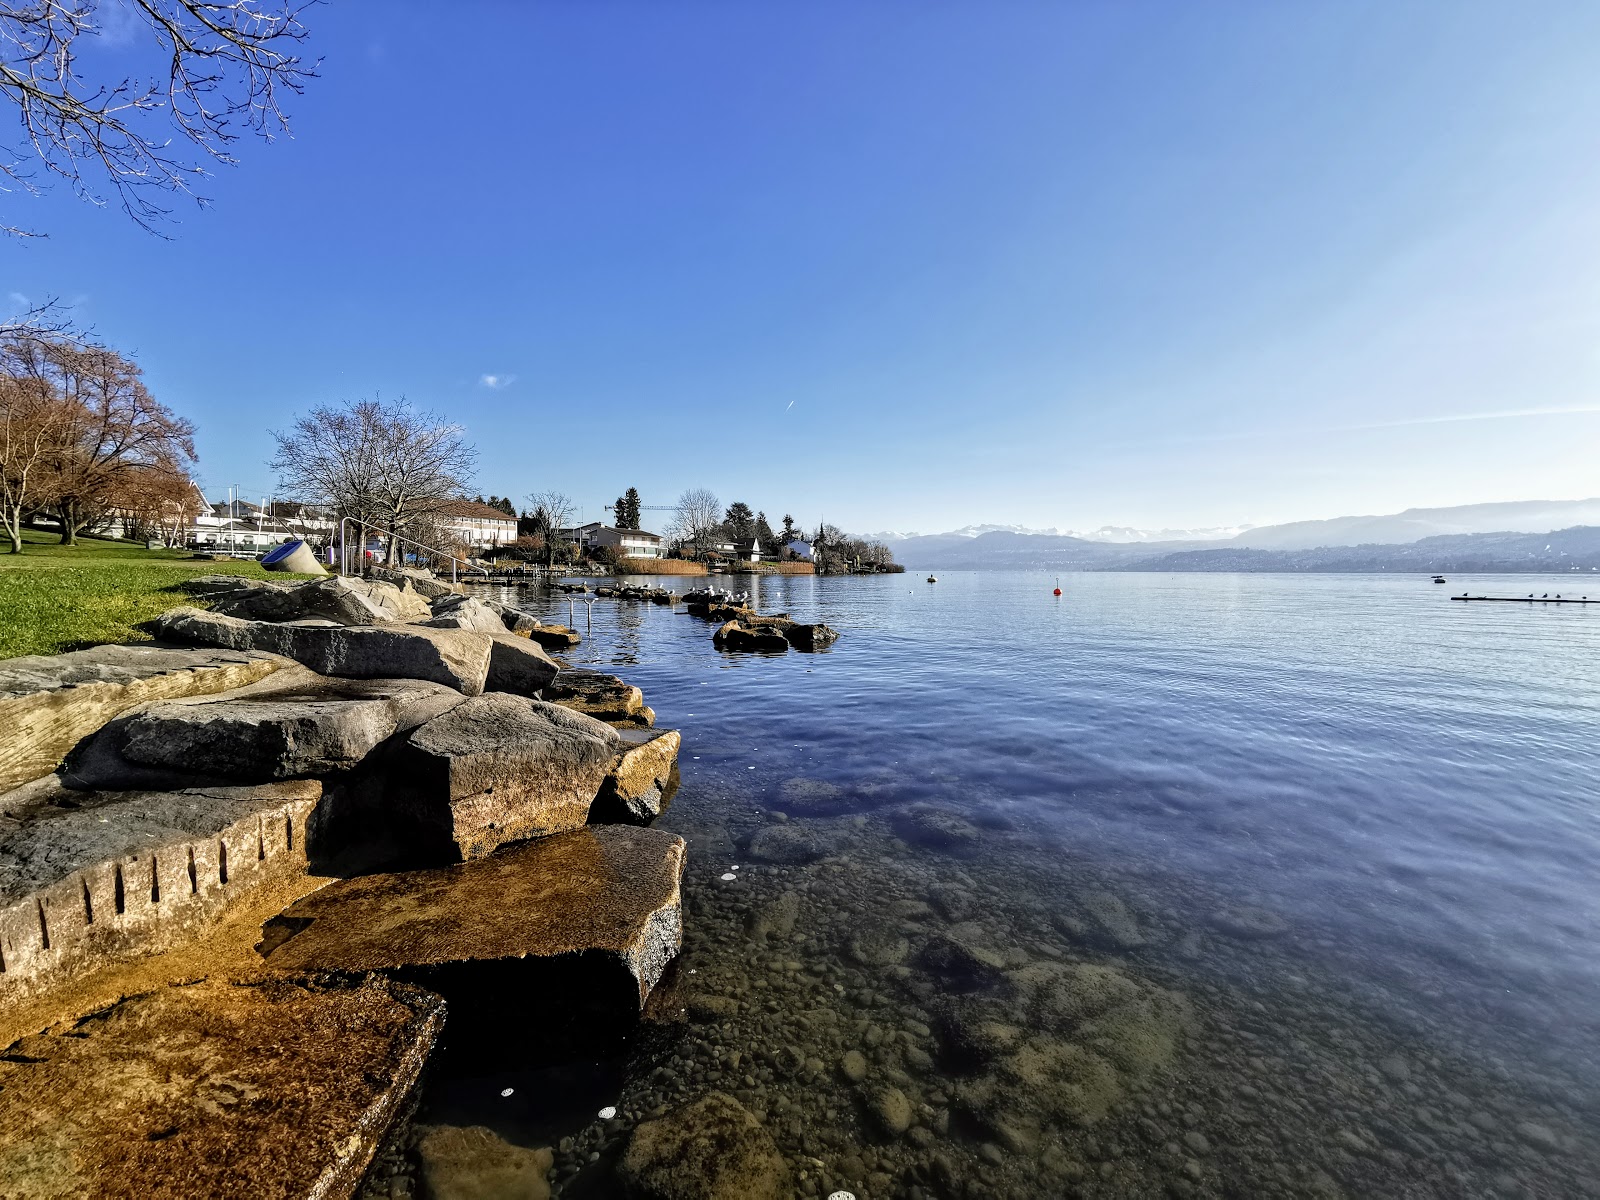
{"left": 336, "top": 517, "right": 478, "bottom": 583}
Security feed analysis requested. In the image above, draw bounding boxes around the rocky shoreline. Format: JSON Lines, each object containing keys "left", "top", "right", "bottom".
{"left": 0, "top": 570, "right": 699, "bottom": 1199}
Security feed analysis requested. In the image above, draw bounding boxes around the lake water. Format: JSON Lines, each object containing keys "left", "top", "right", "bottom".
{"left": 433, "top": 571, "right": 1600, "bottom": 1199}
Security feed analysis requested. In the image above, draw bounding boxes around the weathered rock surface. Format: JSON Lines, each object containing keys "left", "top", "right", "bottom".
{"left": 264, "top": 826, "right": 686, "bottom": 1005}
{"left": 619, "top": 1091, "right": 791, "bottom": 1200}
{"left": 418, "top": 594, "right": 506, "bottom": 633}
{"left": 526, "top": 622, "right": 582, "bottom": 650}
{"left": 150, "top": 606, "right": 492, "bottom": 695}
{"left": 60, "top": 674, "right": 465, "bottom": 790}
{"left": 743, "top": 824, "right": 827, "bottom": 865}
{"left": 415, "top": 1125, "right": 552, "bottom": 1200}
{"left": 591, "top": 728, "right": 681, "bottom": 824}
{"left": 713, "top": 620, "right": 790, "bottom": 653}
{"left": 784, "top": 622, "right": 839, "bottom": 651}
{"left": 390, "top": 694, "right": 624, "bottom": 860}
{"left": 544, "top": 669, "right": 650, "bottom": 725}
{"left": 485, "top": 631, "right": 561, "bottom": 696}
{"left": 367, "top": 564, "right": 465, "bottom": 600}
{"left": 0, "top": 643, "right": 286, "bottom": 793}
{"left": 0, "top": 779, "right": 320, "bottom": 1002}
{"left": 0, "top": 974, "right": 443, "bottom": 1200}
{"left": 190, "top": 573, "right": 432, "bottom": 625}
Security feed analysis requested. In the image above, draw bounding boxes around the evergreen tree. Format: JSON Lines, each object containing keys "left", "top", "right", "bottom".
{"left": 781, "top": 513, "right": 796, "bottom": 542}
{"left": 722, "top": 501, "right": 755, "bottom": 542}
{"left": 754, "top": 510, "right": 777, "bottom": 551}
{"left": 612, "top": 496, "right": 627, "bottom": 527}
{"left": 621, "top": 487, "right": 642, "bottom": 530}
{"left": 493, "top": 496, "right": 516, "bottom": 517}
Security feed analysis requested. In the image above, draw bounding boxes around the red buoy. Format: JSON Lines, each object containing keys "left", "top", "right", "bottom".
{"left": 1053, "top": 576, "right": 1062, "bottom": 597}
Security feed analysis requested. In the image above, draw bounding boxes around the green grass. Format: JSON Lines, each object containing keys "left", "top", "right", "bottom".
{"left": 0, "top": 530, "right": 316, "bottom": 659}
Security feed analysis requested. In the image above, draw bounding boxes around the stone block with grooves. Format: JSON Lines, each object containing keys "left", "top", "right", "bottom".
{"left": 591, "top": 728, "right": 681, "bottom": 824}
{"left": 392, "top": 693, "right": 622, "bottom": 860}
{"left": 0, "top": 643, "right": 287, "bottom": 794}
{"left": 60, "top": 674, "right": 467, "bottom": 790}
{"left": 149, "top": 606, "right": 492, "bottom": 695}
{"left": 0, "top": 974, "right": 443, "bottom": 1200}
{"left": 543, "top": 668, "right": 651, "bottom": 725}
{"left": 263, "top": 826, "right": 687, "bottom": 1006}
{"left": 0, "top": 779, "right": 320, "bottom": 1002}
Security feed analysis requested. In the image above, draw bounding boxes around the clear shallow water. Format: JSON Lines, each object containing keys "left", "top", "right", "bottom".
{"left": 434, "top": 572, "right": 1600, "bottom": 1198}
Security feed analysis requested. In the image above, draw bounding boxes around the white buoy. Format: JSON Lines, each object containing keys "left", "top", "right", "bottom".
{"left": 500, "top": 1087, "right": 515, "bottom": 1097}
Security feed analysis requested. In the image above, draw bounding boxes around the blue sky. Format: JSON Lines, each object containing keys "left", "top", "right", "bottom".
{"left": 5, "top": 1, "right": 1600, "bottom": 535}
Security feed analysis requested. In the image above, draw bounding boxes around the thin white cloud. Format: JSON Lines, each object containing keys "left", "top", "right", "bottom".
{"left": 7, "top": 292, "right": 28, "bottom": 310}
{"left": 479, "top": 373, "right": 516, "bottom": 390}
{"left": 1166, "top": 404, "right": 1600, "bottom": 447}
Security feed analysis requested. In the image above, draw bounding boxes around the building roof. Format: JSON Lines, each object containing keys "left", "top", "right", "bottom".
{"left": 437, "top": 499, "right": 518, "bottom": 521}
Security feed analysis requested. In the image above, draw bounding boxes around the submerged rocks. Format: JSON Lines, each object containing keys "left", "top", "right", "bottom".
{"left": 619, "top": 1091, "right": 791, "bottom": 1200}
{"left": 1211, "top": 903, "right": 1290, "bottom": 940}
{"left": 150, "top": 606, "right": 493, "bottom": 695}
{"left": 591, "top": 728, "right": 682, "bottom": 825}
{"left": 776, "top": 776, "right": 847, "bottom": 815}
{"left": 0, "top": 974, "right": 443, "bottom": 1200}
{"left": 743, "top": 824, "right": 826, "bottom": 865}
{"left": 415, "top": 1125, "right": 552, "bottom": 1200}
{"left": 391, "top": 693, "right": 624, "bottom": 860}
{"left": 0, "top": 643, "right": 286, "bottom": 793}
{"left": 892, "top": 804, "right": 982, "bottom": 852}
{"left": 263, "top": 826, "right": 687, "bottom": 1006}
{"left": 0, "top": 778, "right": 320, "bottom": 1001}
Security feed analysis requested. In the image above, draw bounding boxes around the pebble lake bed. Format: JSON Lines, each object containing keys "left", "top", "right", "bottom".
{"left": 426, "top": 569, "right": 1600, "bottom": 1200}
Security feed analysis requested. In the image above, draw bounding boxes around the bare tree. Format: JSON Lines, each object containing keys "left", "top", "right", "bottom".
{"left": 270, "top": 396, "right": 476, "bottom": 566}
{"left": 672, "top": 486, "right": 721, "bottom": 560}
{"left": 524, "top": 489, "right": 576, "bottom": 569}
{"left": 0, "top": 363, "right": 68, "bottom": 551}
{"left": 0, "top": 0, "right": 317, "bottom": 235}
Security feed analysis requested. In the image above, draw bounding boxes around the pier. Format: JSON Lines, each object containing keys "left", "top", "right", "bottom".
{"left": 1452, "top": 595, "right": 1597, "bottom": 604}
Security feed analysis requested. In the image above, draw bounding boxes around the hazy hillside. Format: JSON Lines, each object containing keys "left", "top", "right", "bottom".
{"left": 1119, "top": 526, "right": 1600, "bottom": 574}
{"left": 1230, "top": 499, "right": 1600, "bottom": 551}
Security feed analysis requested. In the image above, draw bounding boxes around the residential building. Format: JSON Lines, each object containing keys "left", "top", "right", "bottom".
{"left": 438, "top": 498, "right": 518, "bottom": 550}
{"left": 710, "top": 538, "right": 763, "bottom": 563}
{"left": 567, "top": 522, "right": 666, "bottom": 560}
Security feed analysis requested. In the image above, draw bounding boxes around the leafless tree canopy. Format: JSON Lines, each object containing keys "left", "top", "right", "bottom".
{"left": 524, "top": 488, "right": 576, "bottom": 569}
{"left": 672, "top": 486, "right": 721, "bottom": 559}
{"left": 0, "top": 0, "right": 317, "bottom": 234}
{"left": 270, "top": 396, "right": 476, "bottom": 565}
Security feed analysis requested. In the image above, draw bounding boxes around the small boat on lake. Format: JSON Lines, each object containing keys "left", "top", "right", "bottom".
{"left": 1433, "top": 575, "right": 1447, "bottom": 583}
{"left": 927, "top": 575, "right": 937, "bottom": 583}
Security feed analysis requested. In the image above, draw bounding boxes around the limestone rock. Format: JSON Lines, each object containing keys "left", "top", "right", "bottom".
{"left": 264, "top": 826, "right": 687, "bottom": 1006}
{"left": 415, "top": 1125, "right": 552, "bottom": 1200}
{"left": 194, "top": 574, "right": 431, "bottom": 625}
{"left": 620, "top": 1091, "right": 791, "bottom": 1200}
{"left": 418, "top": 595, "right": 507, "bottom": 633}
{"left": 712, "top": 620, "right": 790, "bottom": 653}
{"left": 485, "top": 631, "right": 560, "bottom": 696}
{"left": 785, "top": 623, "right": 839, "bottom": 651}
{"left": 367, "top": 564, "right": 465, "bottom": 600}
{"left": 591, "top": 728, "right": 681, "bottom": 824}
{"left": 0, "top": 779, "right": 320, "bottom": 1003}
{"left": 62, "top": 674, "right": 465, "bottom": 789}
{"left": 526, "top": 623, "right": 582, "bottom": 650}
{"left": 0, "top": 974, "right": 443, "bottom": 1200}
{"left": 149, "top": 606, "right": 492, "bottom": 695}
{"left": 545, "top": 669, "right": 650, "bottom": 725}
{"left": 391, "top": 694, "right": 622, "bottom": 860}
{"left": 0, "top": 643, "right": 286, "bottom": 793}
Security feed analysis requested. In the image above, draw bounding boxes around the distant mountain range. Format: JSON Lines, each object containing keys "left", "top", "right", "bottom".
{"left": 872, "top": 499, "right": 1600, "bottom": 572}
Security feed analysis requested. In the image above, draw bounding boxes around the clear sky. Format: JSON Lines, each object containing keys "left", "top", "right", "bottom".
{"left": 5, "top": 1, "right": 1600, "bottom": 535}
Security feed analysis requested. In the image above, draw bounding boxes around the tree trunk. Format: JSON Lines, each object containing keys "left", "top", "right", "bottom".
{"left": 59, "top": 500, "right": 78, "bottom": 545}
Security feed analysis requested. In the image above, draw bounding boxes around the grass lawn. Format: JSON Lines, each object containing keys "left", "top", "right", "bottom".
{"left": 0, "top": 530, "right": 316, "bottom": 659}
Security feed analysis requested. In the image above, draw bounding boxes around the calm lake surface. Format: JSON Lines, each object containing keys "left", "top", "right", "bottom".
{"left": 440, "top": 571, "right": 1600, "bottom": 1199}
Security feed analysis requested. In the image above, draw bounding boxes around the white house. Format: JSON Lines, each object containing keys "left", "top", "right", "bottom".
{"left": 568, "top": 522, "right": 665, "bottom": 560}
{"left": 438, "top": 499, "right": 518, "bottom": 550}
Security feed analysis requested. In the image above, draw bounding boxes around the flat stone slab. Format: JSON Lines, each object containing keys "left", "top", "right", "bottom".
{"left": 390, "top": 694, "right": 623, "bottom": 860}
{"left": 151, "top": 606, "right": 492, "bottom": 695}
{"left": 544, "top": 669, "right": 650, "bottom": 725}
{"left": 61, "top": 674, "right": 466, "bottom": 790}
{"left": 0, "top": 780, "right": 320, "bottom": 1002}
{"left": 591, "top": 728, "right": 681, "bottom": 824}
{"left": 0, "top": 644, "right": 287, "bottom": 793}
{"left": 0, "top": 974, "right": 443, "bottom": 1200}
{"left": 264, "top": 826, "right": 686, "bottom": 1005}
{"left": 189, "top": 574, "right": 433, "bottom": 625}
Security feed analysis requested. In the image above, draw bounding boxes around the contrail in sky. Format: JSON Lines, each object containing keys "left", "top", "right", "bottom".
{"left": 784, "top": 400, "right": 795, "bottom": 412}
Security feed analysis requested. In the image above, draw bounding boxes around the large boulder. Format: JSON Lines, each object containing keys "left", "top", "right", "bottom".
{"left": 619, "top": 1091, "right": 791, "bottom": 1200}
{"left": 264, "top": 826, "right": 687, "bottom": 1006}
{"left": 526, "top": 622, "right": 582, "bottom": 650}
{"left": 0, "top": 644, "right": 287, "bottom": 794}
{"left": 149, "top": 606, "right": 492, "bottom": 695}
{"left": 418, "top": 595, "right": 506, "bottom": 633}
{"left": 0, "top": 974, "right": 443, "bottom": 1200}
{"left": 389, "top": 693, "right": 623, "bottom": 860}
{"left": 415, "top": 1125, "right": 552, "bottom": 1200}
{"left": 485, "top": 632, "right": 561, "bottom": 696}
{"left": 590, "top": 729, "right": 681, "bottom": 824}
{"left": 189, "top": 574, "right": 432, "bottom": 625}
{"left": 544, "top": 669, "right": 650, "bottom": 726}
{"left": 713, "top": 621, "right": 789, "bottom": 653}
{"left": 0, "top": 778, "right": 320, "bottom": 1002}
{"left": 60, "top": 673, "right": 466, "bottom": 790}
{"left": 367, "top": 564, "right": 465, "bottom": 600}
{"left": 784, "top": 623, "right": 839, "bottom": 651}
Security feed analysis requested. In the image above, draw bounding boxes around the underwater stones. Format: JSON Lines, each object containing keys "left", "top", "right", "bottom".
{"left": 263, "top": 826, "right": 687, "bottom": 1006}
{"left": 620, "top": 1091, "right": 791, "bottom": 1200}
{"left": 930, "top": 996, "right": 1024, "bottom": 1073}
{"left": 0, "top": 779, "right": 320, "bottom": 1002}
{"left": 1210, "top": 903, "right": 1290, "bottom": 940}
{"left": 415, "top": 1125, "right": 553, "bottom": 1200}
{"left": 484, "top": 632, "right": 561, "bottom": 696}
{"left": 870, "top": 1085, "right": 915, "bottom": 1137}
{"left": 391, "top": 694, "right": 622, "bottom": 860}
{"left": 0, "top": 643, "right": 287, "bottom": 793}
{"left": 544, "top": 669, "right": 648, "bottom": 725}
{"left": 1063, "top": 889, "right": 1149, "bottom": 951}
{"left": 891, "top": 804, "right": 981, "bottom": 852}
{"left": 916, "top": 931, "right": 1009, "bottom": 992}
{"left": 591, "top": 729, "right": 682, "bottom": 824}
{"left": 149, "top": 606, "right": 493, "bottom": 695}
{"left": 848, "top": 926, "right": 911, "bottom": 968}
{"left": 744, "top": 890, "right": 801, "bottom": 943}
{"left": 742, "top": 823, "right": 825, "bottom": 865}
{"left": 927, "top": 884, "right": 974, "bottom": 923}
{"left": 777, "top": 776, "right": 847, "bottom": 814}
{"left": 0, "top": 974, "right": 443, "bottom": 1200}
